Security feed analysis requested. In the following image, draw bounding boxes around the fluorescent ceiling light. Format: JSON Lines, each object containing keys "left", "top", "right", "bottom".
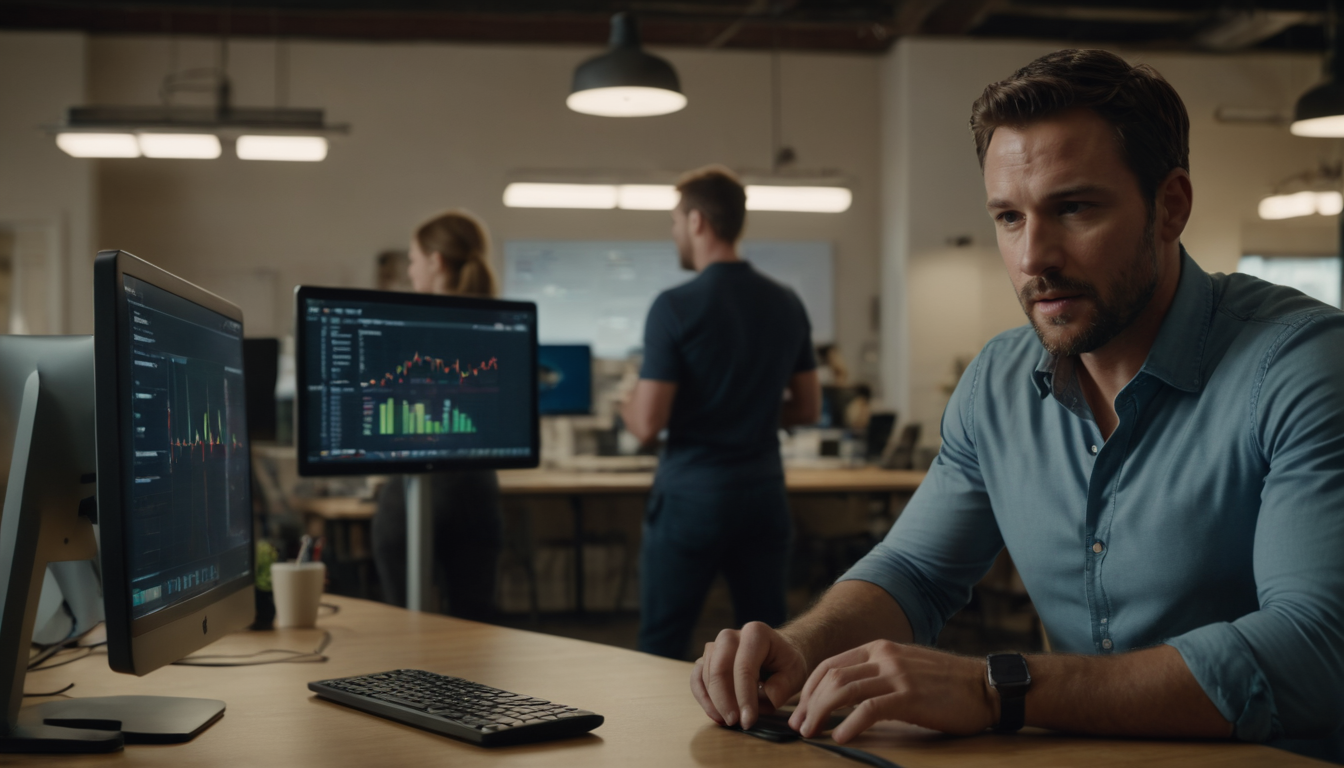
{"left": 237, "top": 135, "right": 328, "bottom": 162}
{"left": 617, "top": 184, "right": 678, "bottom": 210}
{"left": 1318, "top": 190, "right": 1344, "bottom": 216}
{"left": 567, "top": 87, "right": 687, "bottom": 118}
{"left": 746, "top": 185, "right": 852, "bottom": 213}
{"left": 138, "top": 133, "right": 221, "bottom": 159}
{"left": 55, "top": 132, "right": 140, "bottom": 158}
{"left": 1259, "top": 191, "right": 1321, "bottom": 220}
{"left": 503, "top": 183, "right": 618, "bottom": 209}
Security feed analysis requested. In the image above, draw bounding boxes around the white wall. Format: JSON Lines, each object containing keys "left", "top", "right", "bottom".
{"left": 881, "top": 38, "right": 1336, "bottom": 444}
{"left": 0, "top": 32, "right": 95, "bottom": 333}
{"left": 86, "top": 36, "right": 883, "bottom": 372}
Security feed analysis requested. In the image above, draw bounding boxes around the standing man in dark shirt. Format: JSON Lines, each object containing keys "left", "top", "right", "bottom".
{"left": 622, "top": 165, "right": 821, "bottom": 660}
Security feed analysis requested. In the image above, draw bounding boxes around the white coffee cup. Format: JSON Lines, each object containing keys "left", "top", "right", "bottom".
{"left": 271, "top": 561, "right": 325, "bottom": 628}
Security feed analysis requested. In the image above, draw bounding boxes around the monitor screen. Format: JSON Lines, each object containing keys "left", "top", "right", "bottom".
{"left": 295, "top": 287, "right": 539, "bottom": 476}
{"left": 94, "top": 249, "right": 256, "bottom": 678}
{"left": 538, "top": 344, "right": 592, "bottom": 415}
{"left": 120, "top": 274, "right": 253, "bottom": 621}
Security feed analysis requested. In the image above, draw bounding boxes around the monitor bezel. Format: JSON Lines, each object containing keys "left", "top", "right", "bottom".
{"left": 94, "top": 249, "right": 255, "bottom": 676}
{"left": 294, "top": 285, "right": 541, "bottom": 477}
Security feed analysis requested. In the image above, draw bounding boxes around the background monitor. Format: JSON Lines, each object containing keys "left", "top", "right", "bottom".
{"left": 294, "top": 286, "right": 539, "bottom": 476}
{"left": 538, "top": 344, "right": 592, "bottom": 416}
{"left": 242, "top": 338, "right": 279, "bottom": 443}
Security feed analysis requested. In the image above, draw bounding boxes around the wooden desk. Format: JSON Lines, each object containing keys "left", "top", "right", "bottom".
{"left": 14, "top": 595, "right": 1322, "bottom": 766}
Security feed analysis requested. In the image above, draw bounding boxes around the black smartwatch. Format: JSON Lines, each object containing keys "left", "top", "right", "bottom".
{"left": 986, "top": 653, "right": 1031, "bottom": 733}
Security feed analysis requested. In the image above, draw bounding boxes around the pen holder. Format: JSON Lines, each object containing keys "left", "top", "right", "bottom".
{"left": 271, "top": 561, "right": 326, "bottom": 628}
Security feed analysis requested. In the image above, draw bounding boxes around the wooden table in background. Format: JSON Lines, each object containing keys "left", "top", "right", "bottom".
{"left": 294, "top": 466, "right": 926, "bottom": 612}
{"left": 15, "top": 595, "right": 1324, "bottom": 767}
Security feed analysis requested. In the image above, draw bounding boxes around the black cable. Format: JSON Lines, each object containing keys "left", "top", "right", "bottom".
{"left": 28, "top": 624, "right": 106, "bottom": 670}
{"left": 30, "top": 646, "right": 103, "bottom": 671}
{"left": 23, "top": 682, "right": 75, "bottom": 698}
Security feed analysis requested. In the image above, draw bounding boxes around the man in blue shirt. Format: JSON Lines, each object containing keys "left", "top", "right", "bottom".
{"left": 622, "top": 166, "right": 820, "bottom": 660}
{"left": 690, "top": 50, "right": 1344, "bottom": 760}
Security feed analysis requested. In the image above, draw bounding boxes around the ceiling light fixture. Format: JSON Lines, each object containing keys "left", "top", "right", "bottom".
{"left": 1258, "top": 163, "right": 1344, "bottom": 219}
{"left": 567, "top": 13, "right": 687, "bottom": 118}
{"left": 54, "top": 132, "right": 141, "bottom": 158}
{"left": 502, "top": 182, "right": 852, "bottom": 213}
{"left": 236, "top": 135, "right": 328, "bottom": 162}
{"left": 50, "top": 34, "right": 346, "bottom": 160}
{"left": 137, "top": 133, "right": 222, "bottom": 159}
{"left": 1291, "top": 4, "right": 1344, "bottom": 136}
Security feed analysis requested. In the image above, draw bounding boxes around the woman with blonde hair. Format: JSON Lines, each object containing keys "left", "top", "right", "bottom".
{"left": 372, "top": 210, "right": 503, "bottom": 620}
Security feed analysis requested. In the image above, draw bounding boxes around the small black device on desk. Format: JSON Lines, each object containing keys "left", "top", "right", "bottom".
{"left": 309, "top": 669, "right": 603, "bottom": 746}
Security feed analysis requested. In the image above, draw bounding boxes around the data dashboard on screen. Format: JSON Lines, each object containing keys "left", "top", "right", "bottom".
{"left": 296, "top": 287, "right": 539, "bottom": 476}
{"left": 122, "top": 274, "right": 252, "bottom": 621}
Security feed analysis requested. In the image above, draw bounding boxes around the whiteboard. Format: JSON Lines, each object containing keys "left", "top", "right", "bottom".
{"left": 502, "top": 240, "right": 833, "bottom": 360}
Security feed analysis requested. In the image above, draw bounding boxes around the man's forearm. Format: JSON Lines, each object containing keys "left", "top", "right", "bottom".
{"left": 780, "top": 580, "right": 914, "bottom": 671}
{"left": 1024, "top": 644, "right": 1233, "bottom": 738}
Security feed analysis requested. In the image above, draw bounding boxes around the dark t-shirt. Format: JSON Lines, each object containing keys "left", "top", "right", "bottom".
{"left": 640, "top": 260, "right": 816, "bottom": 492}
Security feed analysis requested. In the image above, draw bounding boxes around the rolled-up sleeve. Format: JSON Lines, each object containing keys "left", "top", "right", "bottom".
{"left": 1167, "top": 313, "right": 1344, "bottom": 741}
{"left": 838, "top": 347, "right": 1006, "bottom": 645}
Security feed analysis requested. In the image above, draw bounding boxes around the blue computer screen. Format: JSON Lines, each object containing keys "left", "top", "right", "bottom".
{"left": 538, "top": 345, "right": 592, "bottom": 415}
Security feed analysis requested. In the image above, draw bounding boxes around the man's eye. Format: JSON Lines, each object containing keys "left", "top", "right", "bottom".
{"left": 1060, "top": 201, "right": 1089, "bottom": 215}
{"left": 997, "top": 211, "right": 1021, "bottom": 224}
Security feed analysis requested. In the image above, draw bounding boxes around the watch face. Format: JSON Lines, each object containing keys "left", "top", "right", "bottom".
{"left": 987, "top": 653, "right": 1031, "bottom": 687}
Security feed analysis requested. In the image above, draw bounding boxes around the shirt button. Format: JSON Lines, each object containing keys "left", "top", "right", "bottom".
{"left": 1090, "top": 444, "right": 1098, "bottom": 454}
{"left": 1102, "top": 639, "right": 1113, "bottom": 650}
{"left": 1092, "top": 541, "right": 1104, "bottom": 553}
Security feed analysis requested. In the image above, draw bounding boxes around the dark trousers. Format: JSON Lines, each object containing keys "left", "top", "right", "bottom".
{"left": 371, "top": 471, "right": 502, "bottom": 622}
{"left": 638, "top": 484, "right": 792, "bottom": 660}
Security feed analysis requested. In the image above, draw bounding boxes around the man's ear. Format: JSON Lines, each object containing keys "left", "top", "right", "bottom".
{"left": 1156, "top": 168, "right": 1192, "bottom": 245}
{"left": 686, "top": 208, "right": 705, "bottom": 236}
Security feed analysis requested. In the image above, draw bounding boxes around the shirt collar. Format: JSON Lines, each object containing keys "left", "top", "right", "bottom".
{"left": 1030, "top": 247, "right": 1213, "bottom": 399}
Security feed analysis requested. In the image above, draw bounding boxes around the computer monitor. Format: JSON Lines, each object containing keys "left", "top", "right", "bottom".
{"left": 0, "top": 250, "right": 254, "bottom": 753}
{"left": 538, "top": 344, "right": 592, "bottom": 416}
{"left": 294, "top": 286, "right": 539, "bottom": 477}
{"left": 242, "top": 338, "right": 280, "bottom": 443}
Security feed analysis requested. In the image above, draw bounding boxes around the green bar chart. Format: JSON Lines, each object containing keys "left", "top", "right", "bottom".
{"left": 377, "top": 397, "right": 477, "bottom": 435}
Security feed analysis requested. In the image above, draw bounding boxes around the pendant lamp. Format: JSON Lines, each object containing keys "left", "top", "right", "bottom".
{"left": 1292, "top": 13, "right": 1344, "bottom": 137}
{"left": 567, "top": 13, "right": 687, "bottom": 118}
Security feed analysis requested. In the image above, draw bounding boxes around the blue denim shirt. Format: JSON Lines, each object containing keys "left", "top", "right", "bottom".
{"left": 842, "top": 250, "right": 1344, "bottom": 754}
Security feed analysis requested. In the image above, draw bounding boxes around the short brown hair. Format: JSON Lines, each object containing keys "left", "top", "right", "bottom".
{"left": 414, "top": 210, "right": 498, "bottom": 298}
{"left": 676, "top": 165, "right": 747, "bottom": 243}
{"left": 970, "top": 49, "right": 1190, "bottom": 206}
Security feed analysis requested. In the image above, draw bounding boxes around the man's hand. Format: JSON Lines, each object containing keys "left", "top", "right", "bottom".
{"left": 690, "top": 622, "right": 810, "bottom": 730}
{"left": 789, "top": 640, "right": 996, "bottom": 743}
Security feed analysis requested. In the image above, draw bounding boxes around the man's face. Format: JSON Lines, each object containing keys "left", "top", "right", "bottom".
{"left": 984, "top": 108, "right": 1159, "bottom": 358}
{"left": 671, "top": 202, "right": 694, "bottom": 271}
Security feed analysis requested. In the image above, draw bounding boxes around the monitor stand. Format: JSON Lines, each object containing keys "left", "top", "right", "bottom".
{"left": 0, "top": 368, "right": 224, "bottom": 753}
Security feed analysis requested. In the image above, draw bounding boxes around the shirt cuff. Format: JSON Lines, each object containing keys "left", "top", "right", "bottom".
{"left": 1166, "top": 621, "right": 1278, "bottom": 742}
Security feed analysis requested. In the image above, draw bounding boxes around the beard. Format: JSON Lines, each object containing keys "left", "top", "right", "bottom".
{"left": 675, "top": 237, "right": 694, "bottom": 271}
{"left": 1020, "top": 212, "right": 1159, "bottom": 357}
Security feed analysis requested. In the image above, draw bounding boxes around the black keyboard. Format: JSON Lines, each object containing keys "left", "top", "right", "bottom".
{"left": 308, "top": 669, "right": 604, "bottom": 747}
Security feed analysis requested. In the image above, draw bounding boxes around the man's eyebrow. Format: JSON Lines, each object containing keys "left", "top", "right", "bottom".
{"left": 987, "top": 184, "right": 1110, "bottom": 210}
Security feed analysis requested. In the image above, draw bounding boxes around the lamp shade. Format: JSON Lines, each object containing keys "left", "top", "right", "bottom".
{"left": 568, "top": 13, "right": 686, "bottom": 117}
{"left": 1291, "top": 79, "right": 1344, "bottom": 137}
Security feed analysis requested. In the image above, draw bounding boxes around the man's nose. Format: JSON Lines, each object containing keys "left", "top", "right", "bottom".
{"left": 1018, "top": 217, "right": 1065, "bottom": 277}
